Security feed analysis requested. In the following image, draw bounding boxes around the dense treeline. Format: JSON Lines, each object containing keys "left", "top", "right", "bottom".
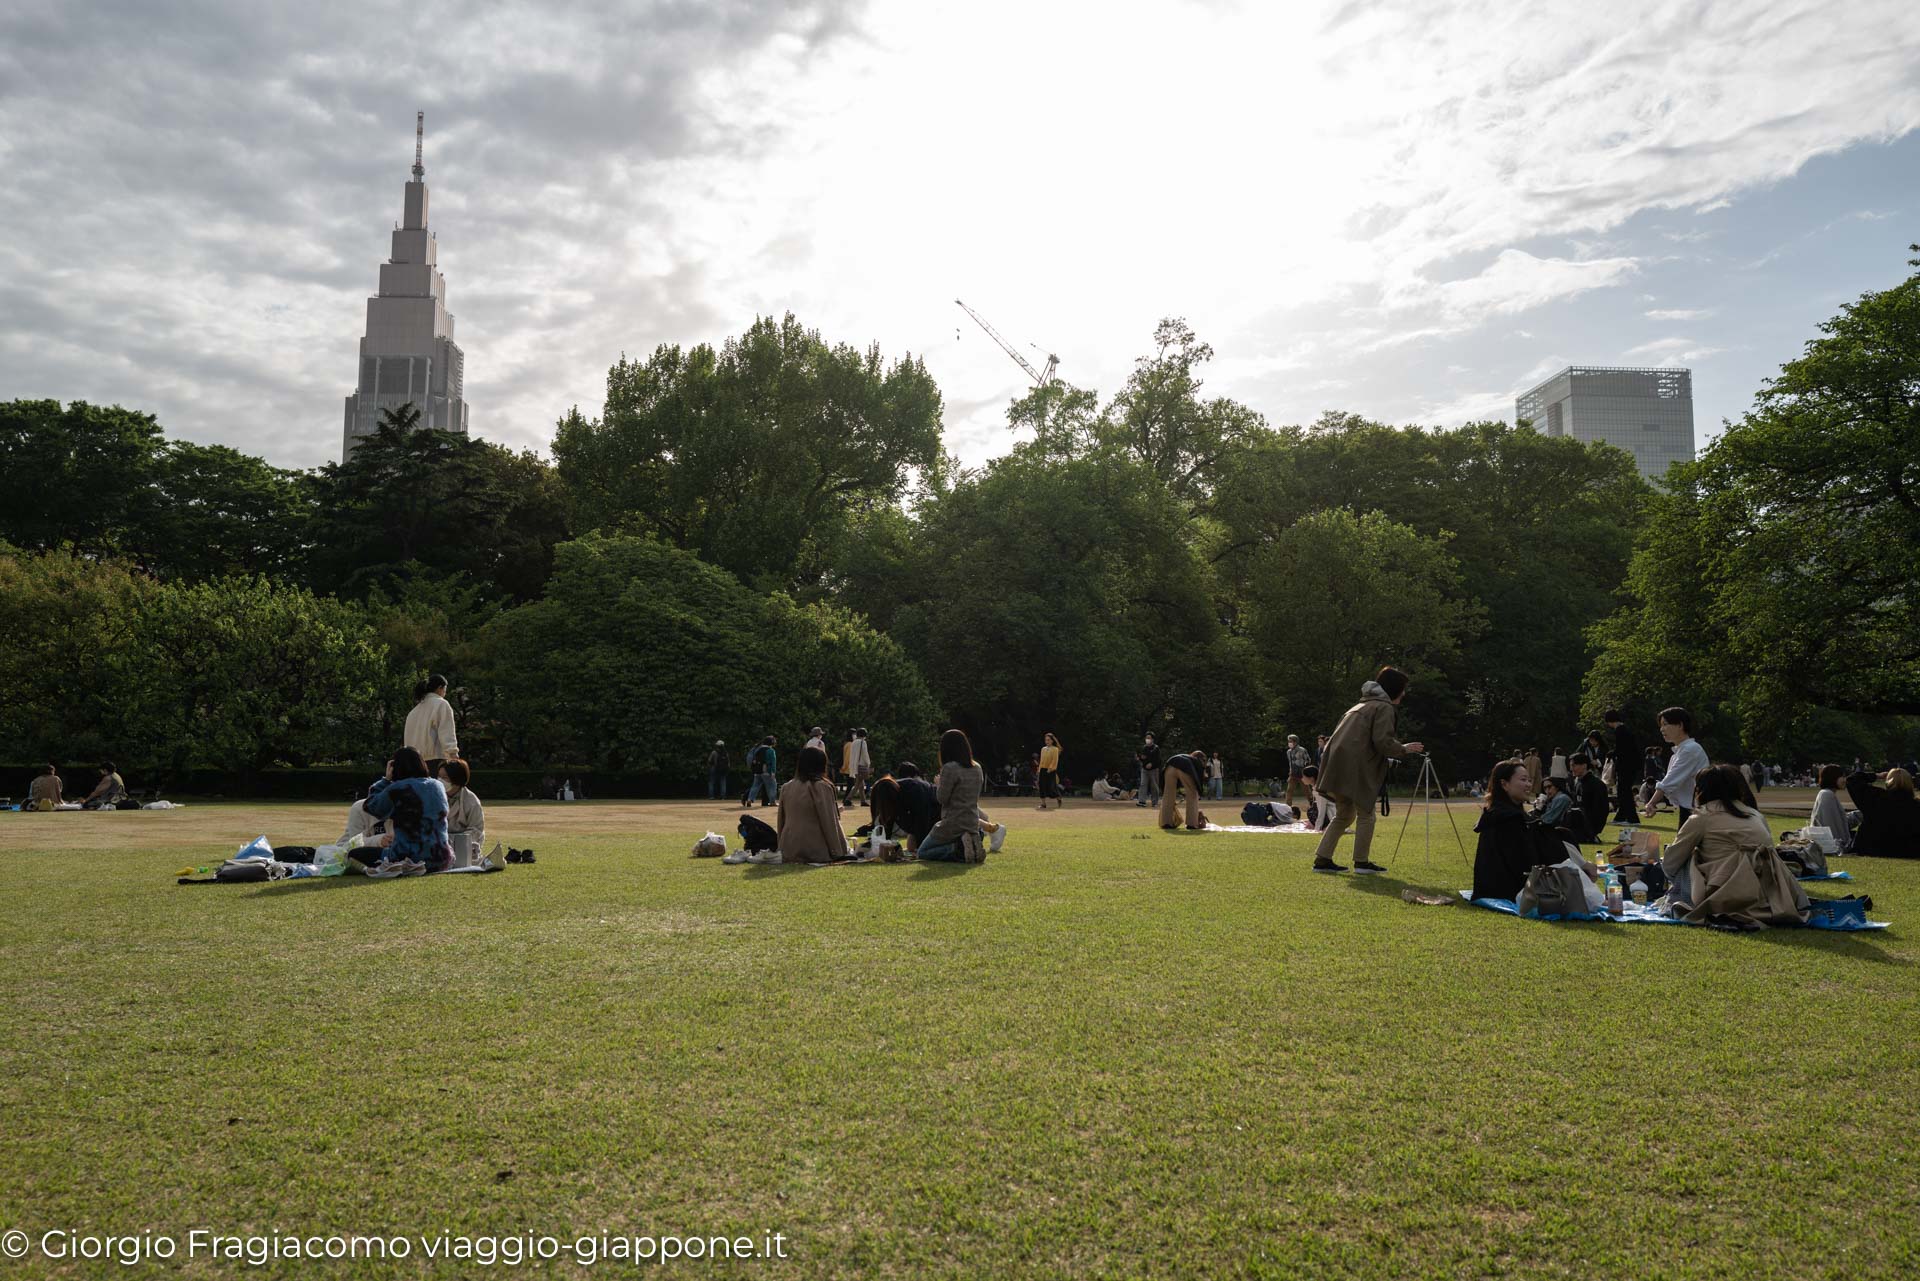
{"left": 4, "top": 283, "right": 1918, "bottom": 788}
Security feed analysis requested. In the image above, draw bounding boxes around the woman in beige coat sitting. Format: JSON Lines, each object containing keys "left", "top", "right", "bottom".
{"left": 778, "top": 746, "right": 849, "bottom": 864}
{"left": 1661, "top": 764, "right": 1809, "bottom": 929}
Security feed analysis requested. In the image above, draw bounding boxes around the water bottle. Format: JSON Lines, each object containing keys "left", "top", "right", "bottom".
{"left": 1606, "top": 879, "right": 1625, "bottom": 915}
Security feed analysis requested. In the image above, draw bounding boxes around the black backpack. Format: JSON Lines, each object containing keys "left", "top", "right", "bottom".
{"left": 738, "top": 813, "right": 778, "bottom": 852}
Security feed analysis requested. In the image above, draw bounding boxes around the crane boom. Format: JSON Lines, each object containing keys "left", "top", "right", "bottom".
{"left": 955, "top": 299, "right": 1058, "bottom": 388}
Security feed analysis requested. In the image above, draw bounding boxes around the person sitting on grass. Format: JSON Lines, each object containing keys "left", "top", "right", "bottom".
{"left": 81, "top": 762, "right": 127, "bottom": 810}
{"left": 28, "top": 763, "right": 62, "bottom": 811}
{"left": 777, "top": 745, "right": 849, "bottom": 865}
{"left": 438, "top": 759, "right": 488, "bottom": 866}
{"left": 1534, "top": 776, "right": 1573, "bottom": 830}
{"left": 918, "top": 730, "right": 987, "bottom": 863}
{"left": 1567, "top": 753, "right": 1609, "bottom": 844}
{"left": 1845, "top": 766, "right": 1920, "bottom": 859}
{"left": 1301, "top": 765, "right": 1333, "bottom": 832}
{"left": 1091, "top": 773, "right": 1122, "bottom": 801}
{"left": 363, "top": 747, "right": 452, "bottom": 874}
{"left": 1473, "top": 761, "right": 1592, "bottom": 902}
{"left": 1157, "top": 745, "right": 1210, "bottom": 830}
{"left": 1809, "top": 764, "right": 1853, "bottom": 853}
{"left": 1661, "top": 765, "right": 1810, "bottom": 928}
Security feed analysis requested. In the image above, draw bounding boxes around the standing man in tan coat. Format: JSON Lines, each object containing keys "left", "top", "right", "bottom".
{"left": 404, "top": 674, "right": 460, "bottom": 773}
{"left": 1311, "top": 666, "right": 1423, "bottom": 874}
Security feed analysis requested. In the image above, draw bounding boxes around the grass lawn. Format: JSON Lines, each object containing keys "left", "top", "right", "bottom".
{"left": 1, "top": 797, "right": 1914, "bottom": 1278}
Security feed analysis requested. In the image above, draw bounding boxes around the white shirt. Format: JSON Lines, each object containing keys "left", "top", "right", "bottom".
{"left": 805, "top": 735, "right": 825, "bottom": 753}
{"left": 404, "top": 693, "right": 459, "bottom": 760}
{"left": 1657, "top": 737, "right": 1710, "bottom": 809}
{"left": 849, "top": 737, "right": 871, "bottom": 773}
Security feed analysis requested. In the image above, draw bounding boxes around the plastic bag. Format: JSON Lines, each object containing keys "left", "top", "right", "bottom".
{"left": 234, "top": 835, "right": 275, "bottom": 862}
{"left": 691, "top": 832, "right": 727, "bottom": 858}
{"left": 311, "top": 843, "right": 350, "bottom": 876}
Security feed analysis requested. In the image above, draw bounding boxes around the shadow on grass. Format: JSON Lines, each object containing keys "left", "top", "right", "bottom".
{"left": 245, "top": 873, "right": 388, "bottom": 897}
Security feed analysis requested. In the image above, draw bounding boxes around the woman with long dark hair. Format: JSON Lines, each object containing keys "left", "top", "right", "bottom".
{"left": 1471, "top": 760, "right": 1572, "bottom": 901}
{"left": 1036, "top": 732, "right": 1063, "bottom": 811}
{"left": 1660, "top": 764, "right": 1809, "bottom": 926}
{"left": 1810, "top": 764, "right": 1852, "bottom": 853}
{"left": 777, "top": 745, "right": 848, "bottom": 864}
{"left": 918, "top": 730, "right": 987, "bottom": 863}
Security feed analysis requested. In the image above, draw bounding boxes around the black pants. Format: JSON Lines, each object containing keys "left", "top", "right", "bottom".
{"left": 1613, "top": 773, "right": 1640, "bottom": 822}
{"left": 1039, "top": 769, "right": 1059, "bottom": 800}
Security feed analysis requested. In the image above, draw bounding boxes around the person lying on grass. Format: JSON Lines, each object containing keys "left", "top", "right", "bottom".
{"left": 359, "top": 747, "right": 452, "bottom": 874}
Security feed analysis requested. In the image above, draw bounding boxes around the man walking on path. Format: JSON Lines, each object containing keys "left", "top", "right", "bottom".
{"left": 1311, "top": 667, "right": 1424, "bottom": 874}
{"left": 707, "top": 740, "right": 729, "bottom": 800}
{"left": 1284, "top": 734, "right": 1312, "bottom": 806}
{"left": 741, "top": 735, "right": 779, "bottom": 807}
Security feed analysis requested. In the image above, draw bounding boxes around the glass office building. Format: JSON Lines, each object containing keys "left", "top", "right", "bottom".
{"left": 1514, "top": 366, "right": 1693, "bottom": 481}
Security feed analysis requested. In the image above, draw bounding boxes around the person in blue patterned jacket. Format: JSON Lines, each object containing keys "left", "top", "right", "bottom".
{"left": 364, "top": 747, "right": 452, "bottom": 874}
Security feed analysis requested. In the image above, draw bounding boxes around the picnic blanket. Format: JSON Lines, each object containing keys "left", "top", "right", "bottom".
{"left": 1203, "top": 822, "right": 1320, "bottom": 834}
{"left": 1458, "top": 892, "right": 1888, "bottom": 931}
{"left": 1797, "top": 870, "right": 1852, "bottom": 882}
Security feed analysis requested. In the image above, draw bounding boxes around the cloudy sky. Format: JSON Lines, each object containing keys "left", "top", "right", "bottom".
{"left": 2, "top": 0, "right": 1918, "bottom": 471}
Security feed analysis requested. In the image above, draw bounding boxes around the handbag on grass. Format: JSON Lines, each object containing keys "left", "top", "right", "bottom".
{"left": 1516, "top": 863, "right": 1592, "bottom": 918}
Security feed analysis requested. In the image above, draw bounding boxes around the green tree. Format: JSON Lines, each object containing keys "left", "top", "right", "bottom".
{"left": 1243, "top": 508, "right": 1482, "bottom": 745}
{"left": 552, "top": 314, "right": 944, "bottom": 592}
{"left": 1587, "top": 253, "right": 1920, "bottom": 745}
{"left": 305, "top": 424, "right": 570, "bottom": 603}
{"left": 483, "top": 536, "right": 936, "bottom": 777}
{"left": 0, "top": 548, "right": 155, "bottom": 764}
{"left": 111, "top": 576, "right": 390, "bottom": 771}
{"left": 136, "top": 441, "right": 310, "bottom": 581}
{"left": 0, "top": 400, "right": 165, "bottom": 555}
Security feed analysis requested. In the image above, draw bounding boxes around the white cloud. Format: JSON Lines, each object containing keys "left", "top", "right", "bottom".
{"left": 1645, "top": 308, "right": 1715, "bottom": 320}
{"left": 0, "top": 0, "right": 1917, "bottom": 467}
{"left": 1623, "top": 337, "right": 1727, "bottom": 364}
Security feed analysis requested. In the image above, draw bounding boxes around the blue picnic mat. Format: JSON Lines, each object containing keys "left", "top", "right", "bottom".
{"left": 1458, "top": 892, "right": 1889, "bottom": 931}
{"left": 1798, "top": 870, "right": 1852, "bottom": 882}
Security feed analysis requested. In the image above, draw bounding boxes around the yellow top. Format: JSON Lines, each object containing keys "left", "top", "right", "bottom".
{"left": 1040, "top": 744, "right": 1061, "bottom": 770}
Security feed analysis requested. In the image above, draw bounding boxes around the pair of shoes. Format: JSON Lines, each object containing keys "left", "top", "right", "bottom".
{"left": 506, "top": 848, "right": 537, "bottom": 864}
{"left": 990, "top": 825, "right": 1008, "bottom": 853}
{"left": 721, "top": 850, "right": 750, "bottom": 865}
{"left": 1312, "top": 859, "right": 1348, "bottom": 873}
{"left": 367, "top": 858, "right": 426, "bottom": 879}
{"left": 1352, "top": 860, "right": 1388, "bottom": 874}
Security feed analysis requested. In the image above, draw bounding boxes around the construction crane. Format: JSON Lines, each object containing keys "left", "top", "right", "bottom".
{"left": 955, "top": 299, "right": 1059, "bottom": 389}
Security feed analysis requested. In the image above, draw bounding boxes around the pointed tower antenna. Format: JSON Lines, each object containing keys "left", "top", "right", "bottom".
{"left": 412, "top": 111, "right": 425, "bottom": 180}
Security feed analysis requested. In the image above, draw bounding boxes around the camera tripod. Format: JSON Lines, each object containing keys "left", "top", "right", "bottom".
{"left": 1387, "top": 752, "right": 1472, "bottom": 875}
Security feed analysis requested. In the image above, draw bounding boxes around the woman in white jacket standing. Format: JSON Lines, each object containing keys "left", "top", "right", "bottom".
{"left": 404, "top": 675, "right": 460, "bottom": 773}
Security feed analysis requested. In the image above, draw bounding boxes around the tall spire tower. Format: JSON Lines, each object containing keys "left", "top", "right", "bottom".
{"left": 342, "top": 111, "right": 470, "bottom": 456}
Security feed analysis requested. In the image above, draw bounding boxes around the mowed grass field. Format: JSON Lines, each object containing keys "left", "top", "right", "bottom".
{"left": 1, "top": 796, "right": 1915, "bottom": 1279}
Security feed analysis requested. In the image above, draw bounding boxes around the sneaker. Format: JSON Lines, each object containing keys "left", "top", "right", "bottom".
{"left": 963, "top": 831, "right": 987, "bottom": 864}
{"left": 990, "top": 825, "right": 1007, "bottom": 853}
{"left": 1353, "top": 860, "right": 1388, "bottom": 875}
{"left": 1312, "top": 859, "right": 1348, "bottom": 873}
{"left": 368, "top": 858, "right": 425, "bottom": 879}
{"left": 721, "top": 851, "right": 750, "bottom": 865}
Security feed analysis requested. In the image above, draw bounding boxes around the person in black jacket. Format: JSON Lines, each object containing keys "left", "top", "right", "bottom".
{"left": 1567, "top": 752, "right": 1610, "bottom": 843}
{"left": 1473, "top": 760, "right": 1592, "bottom": 901}
{"left": 1846, "top": 768, "right": 1920, "bottom": 858}
{"left": 1604, "top": 710, "right": 1641, "bottom": 822}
